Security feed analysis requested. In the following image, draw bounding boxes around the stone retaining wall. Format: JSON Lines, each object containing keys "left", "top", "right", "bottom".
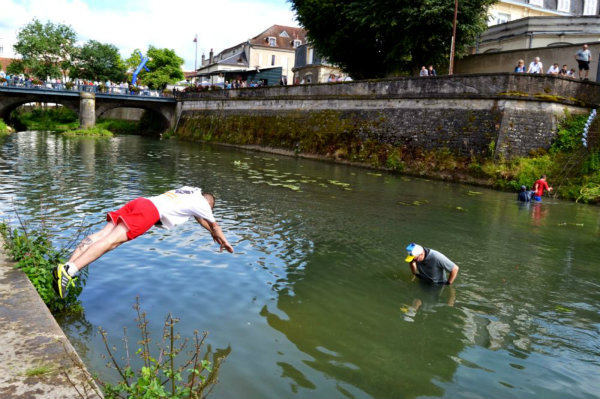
{"left": 175, "top": 74, "right": 597, "bottom": 159}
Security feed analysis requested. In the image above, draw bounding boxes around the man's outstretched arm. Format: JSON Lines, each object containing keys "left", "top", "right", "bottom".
{"left": 195, "top": 217, "right": 234, "bottom": 253}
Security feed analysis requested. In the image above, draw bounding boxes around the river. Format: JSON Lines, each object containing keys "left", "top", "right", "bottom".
{"left": 1, "top": 131, "right": 599, "bottom": 398}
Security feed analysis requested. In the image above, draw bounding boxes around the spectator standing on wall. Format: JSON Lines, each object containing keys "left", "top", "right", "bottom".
{"left": 547, "top": 63, "right": 560, "bottom": 75}
{"left": 514, "top": 59, "right": 526, "bottom": 73}
{"left": 527, "top": 57, "right": 543, "bottom": 74}
{"left": 575, "top": 43, "right": 592, "bottom": 80}
{"left": 428, "top": 65, "right": 437, "bottom": 76}
{"left": 420, "top": 66, "right": 429, "bottom": 76}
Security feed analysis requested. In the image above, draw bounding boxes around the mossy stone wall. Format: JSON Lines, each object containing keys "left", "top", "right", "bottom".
{"left": 175, "top": 74, "right": 594, "bottom": 164}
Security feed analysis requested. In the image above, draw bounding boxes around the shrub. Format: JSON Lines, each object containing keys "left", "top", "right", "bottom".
{"left": 98, "top": 297, "right": 229, "bottom": 399}
{"left": 550, "top": 112, "right": 587, "bottom": 153}
{"left": 0, "top": 222, "right": 86, "bottom": 313}
{"left": 96, "top": 118, "right": 138, "bottom": 134}
{"left": 0, "top": 118, "right": 10, "bottom": 135}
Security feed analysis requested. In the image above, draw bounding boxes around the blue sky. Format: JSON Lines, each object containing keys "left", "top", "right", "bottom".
{"left": 0, "top": 0, "right": 298, "bottom": 71}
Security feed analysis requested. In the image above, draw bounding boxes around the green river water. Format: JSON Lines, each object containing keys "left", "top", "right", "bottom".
{"left": 0, "top": 131, "right": 599, "bottom": 398}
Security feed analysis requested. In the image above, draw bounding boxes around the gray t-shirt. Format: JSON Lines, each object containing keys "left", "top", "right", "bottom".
{"left": 577, "top": 49, "right": 591, "bottom": 61}
{"left": 414, "top": 248, "right": 457, "bottom": 284}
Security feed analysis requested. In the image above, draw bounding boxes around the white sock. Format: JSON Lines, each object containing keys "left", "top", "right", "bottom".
{"left": 65, "top": 262, "right": 79, "bottom": 277}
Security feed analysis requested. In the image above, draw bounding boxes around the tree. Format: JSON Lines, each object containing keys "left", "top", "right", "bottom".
{"left": 71, "top": 40, "right": 126, "bottom": 82}
{"left": 13, "top": 19, "right": 77, "bottom": 79}
{"left": 6, "top": 60, "right": 25, "bottom": 76}
{"left": 290, "top": 0, "right": 496, "bottom": 79}
{"left": 125, "top": 46, "right": 184, "bottom": 89}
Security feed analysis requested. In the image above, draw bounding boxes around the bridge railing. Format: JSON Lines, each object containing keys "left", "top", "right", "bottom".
{"left": 0, "top": 78, "right": 173, "bottom": 98}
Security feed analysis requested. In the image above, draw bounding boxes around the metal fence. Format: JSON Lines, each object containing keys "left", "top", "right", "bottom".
{"left": 0, "top": 77, "right": 172, "bottom": 98}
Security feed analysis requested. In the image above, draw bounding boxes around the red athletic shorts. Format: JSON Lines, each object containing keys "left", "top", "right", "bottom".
{"left": 106, "top": 197, "right": 160, "bottom": 240}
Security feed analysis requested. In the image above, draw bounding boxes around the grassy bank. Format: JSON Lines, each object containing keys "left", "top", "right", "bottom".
{"left": 12, "top": 106, "right": 80, "bottom": 131}
{"left": 0, "top": 118, "right": 13, "bottom": 136}
{"left": 10, "top": 107, "right": 139, "bottom": 135}
{"left": 175, "top": 111, "right": 600, "bottom": 203}
{"left": 63, "top": 126, "right": 113, "bottom": 137}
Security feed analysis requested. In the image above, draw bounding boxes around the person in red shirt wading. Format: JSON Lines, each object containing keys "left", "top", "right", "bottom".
{"left": 533, "top": 175, "right": 553, "bottom": 201}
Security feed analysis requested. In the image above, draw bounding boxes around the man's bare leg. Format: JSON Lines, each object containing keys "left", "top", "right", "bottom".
{"left": 68, "top": 222, "right": 117, "bottom": 263}
{"left": 55, "top": 222, "right": 129, "bottom": 299}
{"left": 69, "top": 222, "right": 129, "bottom": 271}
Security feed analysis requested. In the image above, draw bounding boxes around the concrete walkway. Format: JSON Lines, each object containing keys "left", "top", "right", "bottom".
{"left": 0, "top": 237, "right": 102, "bottom": 399}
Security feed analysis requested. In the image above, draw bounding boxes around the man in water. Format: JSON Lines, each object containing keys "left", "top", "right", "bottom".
{"left": 54, "top": 187, "right": 234, "bottom": 298}
{"left": 533, "top": 175, "right": 553, "bottom": 201}
{"left": 518, "top": 185, "right": 533, "bottom": 202}
{"left": 405, "top": 243, "right": 459, "bottom": 285}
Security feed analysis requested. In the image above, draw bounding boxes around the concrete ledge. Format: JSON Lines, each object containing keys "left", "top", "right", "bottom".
{"left": 0, "top": 237, "right": 102, "bottom": 399}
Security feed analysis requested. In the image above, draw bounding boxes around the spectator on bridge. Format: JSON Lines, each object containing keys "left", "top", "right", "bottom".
{"left": 514, "top": 59, "right": 526, "bottom": 73}
{"left": 420, "top": 66, "right": 429, "bottom": 76}
{"left": 547, "top": 63, "right": 560, "bottom": 75}
{"left": 568, "top": 68, "right": 576, "bottom": 78}
{"left": 575, "top": 43, "right": 592, "bottom": 80}
{"left": 527, "top": 57, "right": 543, "bottom": 74}
{"left": 559, "top": 64, "right": 569, "bottom": 76}
{"left": 428, "top": 65, "right": 437, "bottom": 76}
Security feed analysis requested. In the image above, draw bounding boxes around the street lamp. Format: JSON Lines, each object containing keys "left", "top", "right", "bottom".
{"left": 449, "top": 0, "right": 458, "bottom": 75}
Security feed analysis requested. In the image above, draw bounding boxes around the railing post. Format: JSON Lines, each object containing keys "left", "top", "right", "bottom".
{"left": 79, "top": 92, "right": 96, "bottom": 128}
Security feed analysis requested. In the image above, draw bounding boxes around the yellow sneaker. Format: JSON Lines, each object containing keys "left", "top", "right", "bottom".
{"left": 53, "top": 263, "right": 76, "bottom": 299}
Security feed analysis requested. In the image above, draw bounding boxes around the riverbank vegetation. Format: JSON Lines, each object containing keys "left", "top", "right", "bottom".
{"left": 98, "top": 297, "right": 228, "bottom": 399}
{"left": 10, "top": 106, "right": 143, "bottom": 136}
{"left": 176, "top": 111, "right": 600, "bottom": 203}
{"left": 0, "top": 221, "right": 86, "bottom": 313}
{"left": 62, "top": 126, "right": 113, "bottom": 137}
{"left": 12, "top": 106, "right": 80, "bottom": 131}
{"left": 0, "top": 118, "right": 13, "bottom": 136}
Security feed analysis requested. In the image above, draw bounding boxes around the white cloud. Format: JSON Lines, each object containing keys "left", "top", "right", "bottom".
{"left": 0, "top": 0, "right": 298, "bottom": 71}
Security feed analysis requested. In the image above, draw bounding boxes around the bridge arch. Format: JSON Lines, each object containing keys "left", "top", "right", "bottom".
{"left": 95, "top": 102, "right": 171, "bottom": 133}
{"left": 0, "top": 93, "right": 80, "bottom": 122}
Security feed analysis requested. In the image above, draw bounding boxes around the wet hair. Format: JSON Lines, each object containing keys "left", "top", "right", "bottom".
{"left": 203, "top": 192, "right": 215, "bottom": 209}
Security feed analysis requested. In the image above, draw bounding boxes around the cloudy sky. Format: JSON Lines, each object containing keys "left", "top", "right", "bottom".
{"left": 0, "top": 0, "right": 299, "bottom": 71}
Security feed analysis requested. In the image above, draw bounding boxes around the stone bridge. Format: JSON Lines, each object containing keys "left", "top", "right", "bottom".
{"left": 0, "top": 86, "right": 177, "bottom": 131}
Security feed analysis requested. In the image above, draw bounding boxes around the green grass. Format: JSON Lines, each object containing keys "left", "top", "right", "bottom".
{"left": 24, "top": 364, "right": 54, "bottom": 377}
{"left": 63, "top": 126, "right": 113, "bottom": 137}
{"left": 12, "top": 107, "right": 79, "bottom": 132}
{"left": 96, "top": 118, "right": 139, "bottom": 134}
{"left": 0, "top": 118, "right": 11, "bottom": 135}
